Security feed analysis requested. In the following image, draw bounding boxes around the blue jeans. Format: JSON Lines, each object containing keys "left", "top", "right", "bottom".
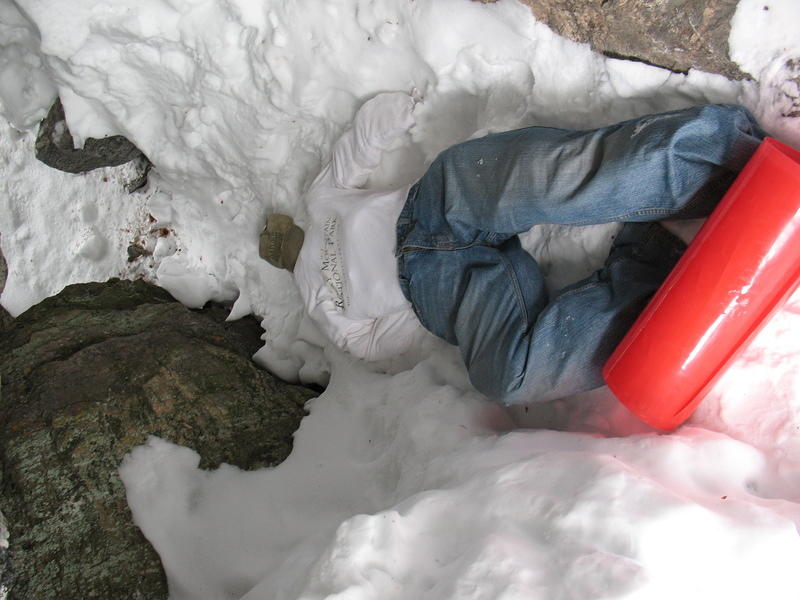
{"left": 396, "top": 104, "right": 766, "bottom": 404}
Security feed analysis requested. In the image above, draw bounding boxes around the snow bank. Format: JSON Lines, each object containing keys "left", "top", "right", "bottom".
{"left": 119, "top": 353, "right": 800, "bottom": 600}
{"left": 0, "top": 1, "right": 55, "bottom": 129}
{"left": 0, "top": 126, "right": 162, "bottom": 314}
{"left": 730, "top": 0, "right": 800, "bottom": 148}
{"left": 2, "top": 0, "right": 800, "bottom": 598}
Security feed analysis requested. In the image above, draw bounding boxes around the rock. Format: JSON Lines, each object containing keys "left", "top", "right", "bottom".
{"left": 0, "top": 508, "right": 9, "bottom": 599}
{"left": 0, "top": 279, "right": 316, "bottom": 600}
{"left": 35, "top": 98, "right": 149, "bottom": 175}
{"left": 127, "top": 243, "right": 151, "bottom": 262}
{"left": 125, "top": 160, "right": 153, "bottom": 193}
{"left": 0, "top": 242, "right": 10, "bottom": 336}
{"left": 0, "top": 238, "right": 6, "bottom": 296}
{"left": 518, "top": 0, "right": 747, "bottom": 80}
{"left": 783, "top": 57, "right": 800, "bottom": 118}
{"left": 0, "top": 244, "right": 8, "bottom": 599}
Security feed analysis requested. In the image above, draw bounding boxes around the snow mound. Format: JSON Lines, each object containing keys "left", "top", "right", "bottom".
{"left": 120, "top": 355, "right": 800, "bottom": 600}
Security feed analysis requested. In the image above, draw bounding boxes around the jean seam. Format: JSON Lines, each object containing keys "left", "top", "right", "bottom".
{"left": 565, "top": 207, "right": 682, "bottom": 227}
{"left": 403, "top": 277, "right": 429, "bottom": 332}
{"left": 399, "top": 241, "right": 495, "bottom": 254}
{"left": 555, "top": 279, "right": 603, "bottom": 301}
{"left": 399, "top": 208, "right": 687, "bottom": 247}
{"left": 500, "top": 253, "right": 530, "bottom": 332}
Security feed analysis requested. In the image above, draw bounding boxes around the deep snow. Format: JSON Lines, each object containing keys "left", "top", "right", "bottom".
{"left": 2, "top": 0, "right": 800, "bottom": 598}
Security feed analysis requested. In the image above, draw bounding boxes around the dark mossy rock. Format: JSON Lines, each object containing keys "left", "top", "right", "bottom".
{"left": 35, "top": 98, "right": 149, "bottom": 181}
{"left": 518, "top": 0, "right": 746, "bottom": 80}
{"left": 0, "top": 248, "right": 9, "bottom": 332}
{"left": 0, "top": 279, "right": 316, "bottom": 600}
{"left": 0, "top": 239, "right": 6, "bottom": 298}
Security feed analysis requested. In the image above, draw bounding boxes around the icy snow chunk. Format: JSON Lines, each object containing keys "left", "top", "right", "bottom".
{"left": 147, "top": 192, "right": 175, "bottom": 224}
{"left": 77, "top": 229, "right": 107, "bottom": 261}
{"left": 152, "top": 236, "right": 177, "bottom": 260}
{"left": 155, "top": 254, "right": 228, "bottom": 309}
{"left": 729, "top": 0, "right": 800, "bottom": 78}
{"left": 606, "top": 58, "right": 673, "bottom": 98}
{"left": 729, "top": 0, "right": 800, "bottom": 146}
{"left": 0, "top": 1, "right": 56, "bottom": 129}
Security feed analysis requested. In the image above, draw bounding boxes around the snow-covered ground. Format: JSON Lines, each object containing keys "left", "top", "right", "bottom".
{"left": 2, "top": 0, "right": 800, "bottom": 598}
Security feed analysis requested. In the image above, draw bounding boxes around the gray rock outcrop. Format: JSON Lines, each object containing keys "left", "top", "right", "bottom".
{"left": 35, "top": 98, "right": 149, "bottom": 182}
{"left": 0, "top": 239, "right": 6, "bottom": 297}
{"left": 0, "top": 279, "right": 315, "bottom": 600}
{"left": 0, "top": 244, "right": 7, "bottom": 599}
{"left": 518, "top": 0, "right": 746, "bottom": 79}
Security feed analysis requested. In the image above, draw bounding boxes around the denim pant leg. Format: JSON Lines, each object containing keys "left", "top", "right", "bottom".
{"left": 504, "top": 222, "right": 687, "bottom": 403}
{"left": 403, "top": 104, "right": 765, "bottom": 245}
{"left": 396, "top": 104, "right": 766, "bottom": 403}
{"left": 399, "top": 236, "right": 549, "bottom": 396}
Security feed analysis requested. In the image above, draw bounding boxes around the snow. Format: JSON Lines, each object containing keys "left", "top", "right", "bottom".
{"left": 0, "top": 1, "right": 55, "bottom": 129}
{"left": 0, "top": 126, "right": 162, "bottom": 314}
{"left": 2, "top": 0, "right": 800, "bottom": 598}
{"left": 119, "top": 356, "right": 800, "bottom": 600}
{"left": 730, "top": 0, "right": 800, "bottom": 141}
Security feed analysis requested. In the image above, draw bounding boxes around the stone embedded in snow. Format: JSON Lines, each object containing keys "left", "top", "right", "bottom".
{"left": 518, "top": 0, "right": 746, "bottom": 79}
{"left": 34, "top": 97, "right": 146, "bottom": 174}
{"left": 0, "top": 238, "right": 6, "bottom": 295}
{"left": 0, "top": 279, "right": 315, "bottom": 600}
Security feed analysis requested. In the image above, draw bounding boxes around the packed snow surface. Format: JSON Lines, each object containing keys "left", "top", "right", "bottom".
{"left": 2, "top": 0, "right": 800, "bottom": 598}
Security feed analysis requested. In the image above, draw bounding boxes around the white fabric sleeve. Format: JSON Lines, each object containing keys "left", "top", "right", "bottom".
{"left": 306, "top": 297, "right": 421, "bottom": 362}
{"left": 331, "top": 92, "right": 416, "bottom": 190}
{"left": 341, "top": 309, "right": 422, "bottom": 361}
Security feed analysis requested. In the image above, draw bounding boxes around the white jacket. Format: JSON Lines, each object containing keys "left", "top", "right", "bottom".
{"left": 293, "top": 92, "right": 424, "bottom": 360}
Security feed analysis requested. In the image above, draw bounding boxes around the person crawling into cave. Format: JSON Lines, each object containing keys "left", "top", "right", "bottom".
{"left": 259, "top": 92, "right": 765, "bottom": 405}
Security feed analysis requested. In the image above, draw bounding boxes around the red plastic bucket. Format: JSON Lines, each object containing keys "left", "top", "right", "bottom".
{"left": 603, "top": 137, "right": 800, "bottom": 430}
